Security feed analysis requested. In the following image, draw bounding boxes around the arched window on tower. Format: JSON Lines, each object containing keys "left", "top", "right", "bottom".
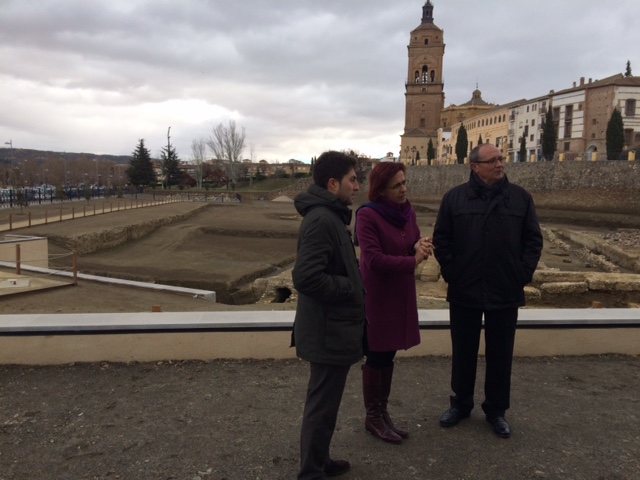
{"left": 415, "top": 71, "right": 420, "bottom": 83}
{"left": 424, "top": 38, "right": 429, "bottom": 45}
{"left": 431, "top": 70, "right": 436, "bottom": 82}
{"left": 422, "top": 66, "right": 429, "bottom": 83}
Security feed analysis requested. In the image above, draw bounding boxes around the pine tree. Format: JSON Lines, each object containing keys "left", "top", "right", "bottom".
{"left": 160, "top": 144, "right": 181, "bottom": 188}
{"left": 127, "top": 139, "right": 156, "bottom": 187}
{"left": 606, "top": 108, "right": 625, "bottom": 160}
{"left": 427, "top": 139, "right": 436, "bottom": 165}
{"left": 541, "top": 107, "right": 557, "bottom": 161}
{"left": 625, "top": 60, "right": 632, "bottom": 77}
{"left": 455, "top": 123, "right": 468, "bottom": 164}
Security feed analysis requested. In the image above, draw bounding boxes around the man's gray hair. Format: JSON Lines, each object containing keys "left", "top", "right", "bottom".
{"left": 469, "top": 144, "right": 488, "bottom": 164}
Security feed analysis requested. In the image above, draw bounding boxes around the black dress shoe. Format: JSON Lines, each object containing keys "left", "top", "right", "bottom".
{"left": 486, "top": 416, "right": 511, "bottom": 438}
{"left": 326, "top": 459, "right": 350, "bottom": 477}
{"left": 439, "top": 407, "right": 470, "bottom": 427}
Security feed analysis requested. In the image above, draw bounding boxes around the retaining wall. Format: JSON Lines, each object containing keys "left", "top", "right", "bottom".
{"left": 406, "top": 161, "right": 640, "bottom": 214}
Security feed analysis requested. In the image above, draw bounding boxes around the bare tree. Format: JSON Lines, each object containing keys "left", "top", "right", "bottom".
{"left": 190, "top": 137, "right": 207, "bottom": 189}
{"left": 207, "top": 120, "right": 246, "bottom": 189}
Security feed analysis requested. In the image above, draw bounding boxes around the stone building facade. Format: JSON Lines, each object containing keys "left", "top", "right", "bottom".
{"left": 439, "top": 88, "right": 495, "bottom": 130}
{"left": 439, "top": 74, "right": 640, "bottom": 164}
{"left": 401, "top": 3, "right": 639, "bottom": 165}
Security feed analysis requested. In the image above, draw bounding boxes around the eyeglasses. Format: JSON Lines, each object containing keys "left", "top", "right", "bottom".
{"left": 385, "top": 180, "right": 407, "bottom": 190}
{"left": 472, "top": 156, "right": 504, "bottom": 165}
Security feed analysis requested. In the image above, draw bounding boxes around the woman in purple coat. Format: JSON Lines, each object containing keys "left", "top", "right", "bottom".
{"left": 355, "top": 162, "right": 432, "bottom": 444}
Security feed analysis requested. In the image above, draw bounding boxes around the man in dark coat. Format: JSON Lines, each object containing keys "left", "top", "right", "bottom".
{"left": 292, "top": 151, "right": 365, "bottom": 479}
{"left": 433, "top": 143, "right": 543, "bottom": 439}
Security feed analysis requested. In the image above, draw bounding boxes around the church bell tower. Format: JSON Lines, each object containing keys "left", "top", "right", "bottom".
{"left": 400, "top": 1, "right": 445, "bottom": 165}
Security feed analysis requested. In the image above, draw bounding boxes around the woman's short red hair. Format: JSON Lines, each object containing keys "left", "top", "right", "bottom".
{"left": 368, "top": 162, "right": 406, "bottom": 202}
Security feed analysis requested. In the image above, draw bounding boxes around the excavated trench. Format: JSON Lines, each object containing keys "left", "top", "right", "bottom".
{"left": 46, "top": 203, "right": 640, "bottom": 307}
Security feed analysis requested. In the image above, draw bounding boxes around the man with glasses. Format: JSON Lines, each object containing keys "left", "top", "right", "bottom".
{"left": 432, "top": 143, "right": 543, "bottom": 438}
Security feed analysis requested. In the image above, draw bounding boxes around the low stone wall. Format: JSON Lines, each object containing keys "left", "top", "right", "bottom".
{"left": 406, "top": 161, "right": 640, "bottom": 215}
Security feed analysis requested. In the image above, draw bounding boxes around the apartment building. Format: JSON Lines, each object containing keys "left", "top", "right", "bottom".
{"left": 438, "top": 73, "right": 640, "bottom": 164}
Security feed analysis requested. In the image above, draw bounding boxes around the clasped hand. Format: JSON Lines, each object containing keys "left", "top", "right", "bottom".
{"left": 414, "top": 236, "right": 434, "bottom": 265}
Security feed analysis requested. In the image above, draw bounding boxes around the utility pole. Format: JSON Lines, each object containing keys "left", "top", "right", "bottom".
{"left": 166, "top": 126, "right": 171, "bottom": 189}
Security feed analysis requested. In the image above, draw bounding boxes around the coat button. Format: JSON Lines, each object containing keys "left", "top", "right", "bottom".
{"left": 400, "top": 231, "right": 406, "bottom": 237}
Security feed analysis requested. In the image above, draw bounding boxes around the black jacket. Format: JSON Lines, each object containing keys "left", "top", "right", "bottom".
{"left": 291, "top": 184, "right": 366, "bottom": 365}
{"left": 433, "top": 172, "right": 543, "bottom": 310}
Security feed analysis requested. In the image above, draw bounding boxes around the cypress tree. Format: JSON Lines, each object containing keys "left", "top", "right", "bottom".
{"left": 541, "top": 107, "right": 557, "bottom": 161}
{"left": 606, "top": 108, "right": 625, "bottom": 160}
{"left": 519, "top": 135, "right": 527, "bottom": 162}
{"left": 427, "top": 139, "right": 436, "bottom": 165}
{"left": 455, "top": 123, "right": 468, "bottom": 164}
{"left": 625, "top": 60, "right": 632, "bottom": 77}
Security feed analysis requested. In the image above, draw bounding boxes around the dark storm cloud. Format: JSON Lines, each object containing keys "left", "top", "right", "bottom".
{"left": 0, "top": 0, "right": 638, "bottom": 161}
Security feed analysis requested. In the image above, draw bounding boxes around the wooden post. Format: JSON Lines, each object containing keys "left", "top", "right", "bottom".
{"left": 44, "top": 211, "right": 48, "bottom": 225}
{"left": 72, "top": 250, "right": 78, "bottom": 286}
{"left": 72, "top": 206, "right": 75, "bottom": 219}
{"left": 15, "top": 244, "right": 21, "bottom": 274}
{"left": 28, "top": 211, "right": 32, "bottom": 227}
{"left": 102, "top": 203, "right": 105, "bottom": 214}
{"left": 93, "top": 205, "right": 96, "bottom": 216}
{"left": 59, "top": 207, "right": 63, "bottom": 222}
{"left": 9, "top": 214, "right": 12, "bottom": 231}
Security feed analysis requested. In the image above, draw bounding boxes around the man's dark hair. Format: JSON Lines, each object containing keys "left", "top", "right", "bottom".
{"left": 469, "top": 144, "right": 488, "bottom": 163}
{"left": 313, "top": 151, "right": 357, "bottom": 189}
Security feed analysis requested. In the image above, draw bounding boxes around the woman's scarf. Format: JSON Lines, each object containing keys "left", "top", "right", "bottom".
{"left": 354, "top": 197, "right": 414, "bottom": 245}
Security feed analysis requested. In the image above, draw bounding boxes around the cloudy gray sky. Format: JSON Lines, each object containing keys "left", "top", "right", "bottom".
{"left": 1, "top": 0, "right": 638, "bottom": 162}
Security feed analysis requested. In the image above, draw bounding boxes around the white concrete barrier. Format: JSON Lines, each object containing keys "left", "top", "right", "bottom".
{"left": 1, "top": 309, "right": 639, "bottom": 365}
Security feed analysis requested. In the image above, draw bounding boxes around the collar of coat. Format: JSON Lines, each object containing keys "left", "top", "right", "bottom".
{"left": 467, "top": 171, "right": 509, "bottom": 200}
{"left": 295, "top": 184, "right": 353, "bottom": 226}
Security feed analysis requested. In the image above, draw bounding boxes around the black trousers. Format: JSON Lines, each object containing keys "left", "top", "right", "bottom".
{"left": 449, "top": 304, "right": 518, "bottom": 418}
{"left": 298, "top": 362, "right": 351, "bottom": 480}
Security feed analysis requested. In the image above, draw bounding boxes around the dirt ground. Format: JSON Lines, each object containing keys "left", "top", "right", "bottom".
{"left": 1, "top": 196, "right": 640, "bottom": 480}
{"left": 1, "top": 194, "right": 639, "bottom": 312}
{"left": 1, "top": 355, "right": 639, "bottom": 480}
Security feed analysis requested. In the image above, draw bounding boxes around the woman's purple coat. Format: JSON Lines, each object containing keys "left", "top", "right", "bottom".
{"left": 356, "top": 203, "right": 421, "bottom": 352}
